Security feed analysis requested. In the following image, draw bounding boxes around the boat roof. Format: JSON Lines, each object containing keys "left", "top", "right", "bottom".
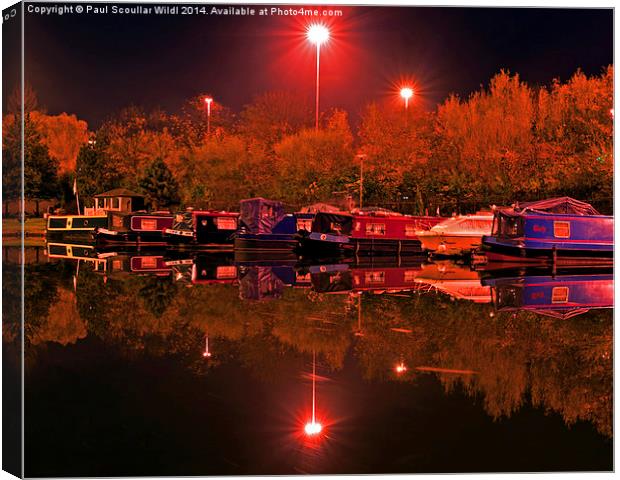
{"left": 505, "top": 197, "right": 600, "bottom": 216}
{"left": 95, "top": 188, "right": 144, "bottom": 198}
{"left": 351, "top": 207, "right": 403, "bottom": 216}
{"left": 430, "top": 214, "right": 493, "bottom": 233}
{"left": 190, "top": 210, "right": 239, "bottom": 216}
{"left": 300, "top": 203, "right": 340, "bottom": 213}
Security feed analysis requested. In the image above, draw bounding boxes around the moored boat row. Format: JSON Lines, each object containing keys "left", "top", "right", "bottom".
{"left": 46, "top": 194, "right": 612, "bottom": 265}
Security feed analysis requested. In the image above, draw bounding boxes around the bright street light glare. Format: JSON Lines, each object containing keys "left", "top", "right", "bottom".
{"left": 307, "top": 24, "right": 330, "bottom": 45}
{"left": 304, "top": 421, "right": 323, "bottom": 435}
{"left": 400, "top": 87, "right": 414, "bottom": 100}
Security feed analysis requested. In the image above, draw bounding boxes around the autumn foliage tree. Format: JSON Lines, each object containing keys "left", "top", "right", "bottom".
{"left": 138, "top": 157, "right": 181, "bottom": 210}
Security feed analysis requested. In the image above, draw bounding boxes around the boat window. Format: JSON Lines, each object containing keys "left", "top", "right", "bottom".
{"left": 404, "top": 270, "right": 416, "bottom": 282}
{"left": 296, "top": 272, "right": 311, "bottom": 283}
{"left": 216, "top": 266, "right": 237, "bottom": 279}
{"left": 140, "top": 219, "right": 158, "bottom": 230}
{"left": 112, "top": 215, "right": 124, "bottom": 228}
{"left": 551, "top": 286, "right": 569, "bottom": 303}
{"left": 112, "top": 259, "right": 123, "bottom": 270}
{"left": 330, "top": 222, "right": 345, "bottom": 234}
{"left": 553, "top": 221, "right": 570, "bottom": 238}
{"left": 366, "top": 223, "right": 386, "bottom": 235}
{"left": 140, "top": 257, "right": 158, "bottom": 269}
{"left": 499, "top": 216, "right": 521, "bottom": 237}
{"left": 459, "top": 219, "right": 491, "bottom": 230}
{"left": 215, "top": 217, "right": 237, "bottom": 230}
{"left": 405, "top": 224, "right": 417, "bottom": 236}
{"left": 296, "top": 218, "right": 313, "bottom": 232}
{"left": 354, "top": 222, "right": 361, "bottom": 232}
{"left": 365, "top": 271, "right": 385, "bottom": 284}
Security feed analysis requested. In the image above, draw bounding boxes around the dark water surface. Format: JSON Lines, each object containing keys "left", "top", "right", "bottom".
{"left": 5, "top": 246, "right": 612, "bottom": 475}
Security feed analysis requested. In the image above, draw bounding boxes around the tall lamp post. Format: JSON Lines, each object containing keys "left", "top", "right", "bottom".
{"left": 307, "top": 24, "right": 330, "bottom": 130}
{"left": 204, "top": 96, "right": 213, "bottom": 135}
{"left": 356, "top": 153, "right": 367, "bottom": 209}
{"left": 400, "top": 87, "right": 414, "bottom": 111}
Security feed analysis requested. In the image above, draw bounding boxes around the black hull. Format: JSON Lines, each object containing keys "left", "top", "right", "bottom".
{"left": 46, "top": 231, "right": 95, "bottom": 242}
{"left": 297, "top": 237, "right": 424, "bottom": 257}
{"left": 234, "top": 237, "right": 298, "bottom": 252}
{"left": 478, "top": 242, "right": 614, "bottom": 267}
{"left": 95, "top": 231, "right": 169, "bottom": 247}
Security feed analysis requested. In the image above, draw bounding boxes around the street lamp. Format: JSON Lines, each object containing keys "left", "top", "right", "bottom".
{"left": 204, "top": 96, "right": 213, "bottom": 135}
{"left": 307, "top": 24, "right": 330, "bottom": 130}
{"left": 355, "top": 153, "right": 367, "bottom": 209}
{"left": 400, "top": 87, "right": 414, "bottom": 111}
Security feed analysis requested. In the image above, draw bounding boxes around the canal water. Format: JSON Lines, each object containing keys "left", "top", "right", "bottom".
{"left": 5, "top": 246, "right": 612, "bottom": 475}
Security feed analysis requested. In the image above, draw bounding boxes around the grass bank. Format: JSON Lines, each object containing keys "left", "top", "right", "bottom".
{"left": 2, "top": 218, "right": 47, "bottom": 237}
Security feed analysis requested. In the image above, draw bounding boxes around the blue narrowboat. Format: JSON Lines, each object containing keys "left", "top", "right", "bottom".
{"left": 234, "top": 198, "right": 314, "bottom": 254}
{"left": 480, "top": 197, "right": 613, "bottom": 264}
{"left": 482, "top": 269, "right": 613, "bottom": 319}
{"left": 238, "top": 265, "right": 309, "bottom": 301}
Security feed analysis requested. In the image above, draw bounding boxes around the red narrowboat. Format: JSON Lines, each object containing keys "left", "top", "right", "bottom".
{"left": 296, "top": 210, "right": 444, "bottom": 257}
{"left": 94, "top": 211, "right": 174, "bottom": 247}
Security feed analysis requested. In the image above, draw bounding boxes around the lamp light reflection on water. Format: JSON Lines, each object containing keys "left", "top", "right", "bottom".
{"left": 395, "top": 362, "right": 407, "bottom": 374}
{"left": 303, "top": 350, "right": 324, "bottom": 438}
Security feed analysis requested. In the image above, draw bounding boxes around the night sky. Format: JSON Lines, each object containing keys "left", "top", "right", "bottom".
{"left": 16, "top": 4, "right": 614, "bottom": 128}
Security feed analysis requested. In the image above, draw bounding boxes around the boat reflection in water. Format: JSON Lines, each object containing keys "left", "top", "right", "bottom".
{"left": 305, "top": 257, "right": 426, "bottom": 295}
{"left": 46, "top": 243, "right": 614, "bottom": 319}
{"left": 413, "top": 260, "right": 491, "bottom": 303}
{"left": 14, "top": 245, "right": 614, "bottom": 474}
{"left": 482, "top": 267, "right": 613, "bottom": 319}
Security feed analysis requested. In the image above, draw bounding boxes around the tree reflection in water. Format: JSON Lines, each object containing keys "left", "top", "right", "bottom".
{"left": 12, "top": 248, "right": 613, "bottom": 439}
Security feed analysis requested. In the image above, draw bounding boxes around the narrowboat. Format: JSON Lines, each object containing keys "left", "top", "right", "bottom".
{"left": 163, "top": 210, "right": 239, "bottom": 249}
{"left": 95, "top": 251, "right": 173, "bottom": 278}
{"left": 234, "top": 198, "right": 314, "bottom": 253}
{"left": 166, "top": 254, "right": 239, "bottom": 285}
{"left": 46, "top": 189, "right": 145, "bottom": 237}
{"left": 413, "top": 260, "right": 491, "bottom": 303}
{"left": 307, "top": 258, "right": 426, "bottom": 294}
{"left": 46, "top": 242, "right": 98, "bottom": 261}
{"left": 479, "top": 197, "right": 613, "bottom": 264}
{"left": 296, "top": 210, "right": 443, "bottom": 257}
{"left": 46, "top": 242, "right": 106, "bottom": 272}
{"left": 482, "top": 268, "right": 613, "bottom": 319}
{"left": 238, "top": 265, "right": 300, "bottom": 301}
{"left": 94, "top": 210, "right": 174, "bottom": 247}
{"left": 417, "top": 213, "right": 493, "bottom": 256}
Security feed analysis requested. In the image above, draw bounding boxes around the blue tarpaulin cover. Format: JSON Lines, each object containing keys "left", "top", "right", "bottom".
{"left": 515, "top": 197, "right": 600, "bottom": 215}
{"left": 239, "top": 198, "right": 286, "bottom": 234}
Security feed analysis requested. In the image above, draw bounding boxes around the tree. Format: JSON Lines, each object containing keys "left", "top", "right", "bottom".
{"left": 30, "top": 111, "right": 89, "bottom": 173}
{"left": 138, "top": 157, "right": 181, "bottom": 210}
{"left": 274, "top": 110, "right": 356, "bottom": 206}
{"left": 239, "top": 91, "right": 313, "bottom": 150}
{"left": 23, "top": 114, "right": 60, "bottom": 215}
{"left": 75, "top": 133, "right": 124, "bottom": 207}
{"left": 2, "top": 84, "right": 45, "bottom": 214}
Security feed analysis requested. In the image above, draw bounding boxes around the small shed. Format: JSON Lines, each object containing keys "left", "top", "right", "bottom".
{"left": 93, "top": 189, "right": 145, "bottom": 213}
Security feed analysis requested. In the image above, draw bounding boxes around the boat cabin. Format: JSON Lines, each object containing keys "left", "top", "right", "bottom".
{"left": 86, "top": 189, "right": 146, "bottom": 215}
